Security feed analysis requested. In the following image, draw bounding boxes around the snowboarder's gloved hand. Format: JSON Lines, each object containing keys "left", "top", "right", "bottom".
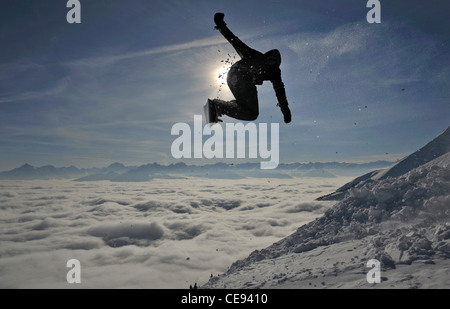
{"left": 214, "top": 13, "right": 227, "bottom": 30}
{"left": 278, "top": 104, "right": 292, "bottom": 124}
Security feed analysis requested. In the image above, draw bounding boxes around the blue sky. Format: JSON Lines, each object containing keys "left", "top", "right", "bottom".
{"left": 0, "top": 0, "right": 449, "bottom": 170}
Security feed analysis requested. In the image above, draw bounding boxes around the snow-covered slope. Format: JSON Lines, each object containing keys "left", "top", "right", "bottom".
{"left": 318, "top": 127, "right": 450, "bottom": 201}
{"left": 378, "top": 126, "right": 450, "bottom": 180}
{"left": 203, "top": 130, "right": 450, "bottom": 289}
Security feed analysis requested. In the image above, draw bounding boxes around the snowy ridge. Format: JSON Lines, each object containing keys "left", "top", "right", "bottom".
{"left": 203, "top": 130, "right": 450, "bottom": 289}
{"left": 377, "top": 126, "right": 450, "bottom": 180}
{"left": 318, "top": 126, "right": 450, "bottom": 201}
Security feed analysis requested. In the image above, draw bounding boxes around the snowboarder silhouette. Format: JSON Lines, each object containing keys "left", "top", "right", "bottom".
{"left": 204, "top": 13, "right": 291, "bottom": 124}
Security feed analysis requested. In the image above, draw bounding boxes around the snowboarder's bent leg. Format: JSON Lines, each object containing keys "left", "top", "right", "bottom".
{"left": 213, "top": 68, "right": 259, "bottom": 121}
{"left": 213, "top": 99, "right": 258, "bottom": 121}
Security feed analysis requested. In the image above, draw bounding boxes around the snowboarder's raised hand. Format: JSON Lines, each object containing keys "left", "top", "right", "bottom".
{"left": 214, "top": 12, "right": 227, "bottom": 30}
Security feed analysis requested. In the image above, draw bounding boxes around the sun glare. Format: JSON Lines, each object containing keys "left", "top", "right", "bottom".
{"left": 215, "top": 65, "right": 231, "bottom": 86}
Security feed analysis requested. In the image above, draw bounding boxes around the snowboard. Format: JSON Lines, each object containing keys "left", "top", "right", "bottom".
{"left": 203, "top": 99, "right": 221, "bottom": 124}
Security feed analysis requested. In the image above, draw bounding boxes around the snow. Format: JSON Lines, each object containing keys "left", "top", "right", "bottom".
{"left": 318, "top": 127, "right": 450, "bottom": 201}
{"left": 203, "top": 131, "right": 450, "bottom": 289}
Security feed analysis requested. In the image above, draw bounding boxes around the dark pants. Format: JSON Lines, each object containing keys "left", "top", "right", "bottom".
{"left": 216, "top": 66, "right": 259, "bottom": 121}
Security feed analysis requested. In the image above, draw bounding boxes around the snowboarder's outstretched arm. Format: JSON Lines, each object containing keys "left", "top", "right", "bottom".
{"left": 272, "top": 77, "right": 291, "bottom": 124}
{"left": 214, "top": 13, "right": 258, "bottom": 59}
{"left": 272, "top": 78, "right": 289, "bottom": 107}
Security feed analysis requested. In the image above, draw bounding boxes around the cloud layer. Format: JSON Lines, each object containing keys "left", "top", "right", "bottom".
{"left": 0, "top": 176, "right": 349, "bottom": 288}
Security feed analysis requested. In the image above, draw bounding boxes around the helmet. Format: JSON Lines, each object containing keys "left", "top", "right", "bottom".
{"left": 264, "top": 49, "right": 281, "bottom": 67}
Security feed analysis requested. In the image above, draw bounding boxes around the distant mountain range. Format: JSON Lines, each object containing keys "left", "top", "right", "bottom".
{"left": 0, "top": 160, "right": 395, "bottom": 181}
{"left": 6, "top": 126, "right": 447, "bottom": 182}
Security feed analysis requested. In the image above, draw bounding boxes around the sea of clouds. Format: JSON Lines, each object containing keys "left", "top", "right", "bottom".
{"left": 0, "top": 176, "right": 352, "bottom": 288}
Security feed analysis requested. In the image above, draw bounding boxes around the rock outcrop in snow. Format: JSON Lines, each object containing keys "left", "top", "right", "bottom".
{"left": 203, "top": 128, "right": 450, "bottom": 289}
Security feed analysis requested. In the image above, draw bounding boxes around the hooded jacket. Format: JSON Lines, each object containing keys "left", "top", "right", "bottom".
{"left": 217, "top": 25, "right": 289, "bottom": 107}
